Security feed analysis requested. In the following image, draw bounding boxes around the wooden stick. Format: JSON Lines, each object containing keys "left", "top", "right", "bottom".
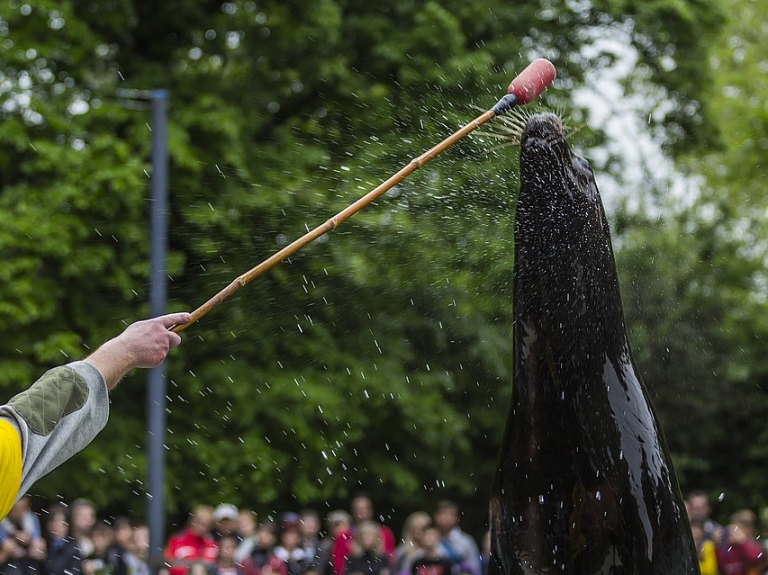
{"left": 171, "top": 58, "right": 558, "bottom": 332}
{"left": 171, "top": 108, "right": 497, "bottom": 333}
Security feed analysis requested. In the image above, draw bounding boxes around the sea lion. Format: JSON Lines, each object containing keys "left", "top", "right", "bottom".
{"left": 488, "top": 113, "right": 698, "bottom": 574}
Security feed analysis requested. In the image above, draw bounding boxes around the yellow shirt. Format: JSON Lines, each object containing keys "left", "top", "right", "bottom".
{"left": 0, "top": 418, "right": 22, "bottom": 518}
{"left": 698, "top": 539, "right": 718, "bottom": 575}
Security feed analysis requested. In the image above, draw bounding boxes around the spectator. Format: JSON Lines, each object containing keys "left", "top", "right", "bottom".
{"left": 299, "top": 510, "right": 321, "bottom": 570}
{"left": 0, "top": 496, "right": 46, "bottom": 575}
{"left": 393, "top": 512, "right": 431, "bottom": 575}
{"left": 715, "top": 509, "right": 763, "bottom": 575}
{"left": 0, "top": 313, "right": 190, "bottom": 520}
{"left": 1, "top": 497, "right": 42, "bottom": 540}
{"left": 71, "top": 499, "right": 97, "bottom": 559}
{"left": 350, "top": 496, "right": 395, "bottom": 556}
{"left": 691, "top": 519, "right": 717, "bottom": 575}
{"left": 214, "top": 506, "right": 240, "bottom": 542}
{"left": 333, "top": 495, "right": 394, "bottom": 575}
{"left": 234, "top": 512, "right": 258, "bottom": 565}
{"left": 126, "top": 525, "right": 150, "bottom": 575}
{"left": 83, "top": 520, "right": 127, "bottom": 575}
{"left": 112, "top": 517, "right": 133, "bottom": 556}
{"left": 165, "top": 505, "right": 218, "bottom": 575}
{"left": 686, "top": 491, "right": 725, "bottom": 545}
{"left": 307, "top": 511, "right": 350, "bottom": 575}
{"left": 345, "top": 522, "right": 389, "bottom": 575}
{"left": 270, "top": 514, "right": 308, "bottom": 575}
{"left": 213, "top": 536, "right": 243, "bottom": 575}
{"left": 44, "top": 504, "right": 82, "bottom": 575}
{"left": 432, "top": 502, "right": 479, "bottom": 575}
{"left": 242, "top": 521, "right": 278, "bottom": 575}
{"left": 409, "top": 527, "right": 452, "bottom": 575}
{"left": 329, "top": 515, "right": 354, "bottom": 575}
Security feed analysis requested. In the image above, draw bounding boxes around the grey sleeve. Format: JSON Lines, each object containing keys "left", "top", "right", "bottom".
{"left": 0, "top": 361, "right": 110, "bottom": 498}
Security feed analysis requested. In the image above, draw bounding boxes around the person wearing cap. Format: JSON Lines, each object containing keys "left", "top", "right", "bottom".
{"left": 0, "top": 312, "right": 190, "bottom": 520}
{"left": 213, "top": 504, "right": 240, "bottom": 541}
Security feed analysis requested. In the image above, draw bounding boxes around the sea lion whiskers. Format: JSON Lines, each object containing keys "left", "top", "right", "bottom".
{"left": 478, "top": 107, "right": 580, "bottom": 148}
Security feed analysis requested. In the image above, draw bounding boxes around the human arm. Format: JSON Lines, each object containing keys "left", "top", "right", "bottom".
{"left": 84, "top": 312, "right": 191, "bottom": 390}
{"left": 0, "top": 312, "right": 190, "bottom": 512}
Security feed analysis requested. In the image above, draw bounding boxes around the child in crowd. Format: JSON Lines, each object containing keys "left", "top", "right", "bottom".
{"left": 83, "top": 520, "right": 127, "bottom": 575}
{"left": 345, "top": 521, "right": 390, "bottom": 575}
{"left": 410, "top": 527, "right": 452, "bottom": 575}
{"left": 242, "top": 521, "right": 278, "bottom": 575}
{"left": 213, "top": 535, "right": 243, "bottom": 575}
{"left": 715, "top": 509, "right": 763, "bottom": 575}
{"left": 235, "top": 511, "right": 259, "bottom": 564}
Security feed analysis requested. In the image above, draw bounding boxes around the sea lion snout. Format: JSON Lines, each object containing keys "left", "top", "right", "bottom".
{"left": 520, "top": 112, "right": 566, "bottom": 146}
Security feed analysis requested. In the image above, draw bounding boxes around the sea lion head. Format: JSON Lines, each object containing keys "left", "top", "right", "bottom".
{"left": 518, "top": 112, "right": 609, "bottom": 244}
{"left": 514, "top": 112, "right": 626, "bottom": 370}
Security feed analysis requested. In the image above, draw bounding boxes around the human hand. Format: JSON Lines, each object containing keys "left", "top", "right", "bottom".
{"left": 4, "top": 538, "right": 24, "bottom": 559}
{"left": 12, "top": 530, "right": 32, "bottom": 547}
{"left": 112, "top": 312, "right": 191, "bottom": 369}
{"left": 1, "top": 538, "right": 18, "bottom": 558}
{"left": 28, "top": 538, "right": 46, "bottom": 561}
{"left": 85, "top": 312, "right": 191, "bottom": 389}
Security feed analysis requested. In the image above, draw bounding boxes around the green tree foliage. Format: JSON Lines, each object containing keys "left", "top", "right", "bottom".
{"left": 618, "top": 0, "right": 768, "bottom": 520}
{"left": 616, "top": 213, "right": 768, "bottom": 516}
{"left": 0, "top": 0, "right": 728, "bottom": 534}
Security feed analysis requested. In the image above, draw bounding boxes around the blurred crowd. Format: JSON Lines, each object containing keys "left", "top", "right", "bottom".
{"left": 686, "top": 490, "right": 766, "bottom": 575}
{"left": 2, "top": 490, "right": 765, "bottom": 575}
{"left": 0, "top": 494, "right": 483, "bottom": 575}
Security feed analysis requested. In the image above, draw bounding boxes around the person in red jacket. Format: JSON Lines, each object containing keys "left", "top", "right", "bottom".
{"left": 716, "top": 509, "right": 764, "bottom": 575}
{"left": 331, "top": 494, "right": 395, "bottom": 575}
{"left": 350, "top": 495, "right": 395, "bottom": 557}
{"left": 165, "top": 505, "right": 219, "bottom": 575}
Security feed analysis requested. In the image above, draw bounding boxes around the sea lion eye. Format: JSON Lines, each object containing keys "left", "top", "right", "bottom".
{"left": 572, "top": 155, "right": 593, "bottom": 177}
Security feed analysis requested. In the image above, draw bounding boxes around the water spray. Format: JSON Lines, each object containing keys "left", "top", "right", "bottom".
{"left": 172, "top": 58, "right": 556, "bottom": 333}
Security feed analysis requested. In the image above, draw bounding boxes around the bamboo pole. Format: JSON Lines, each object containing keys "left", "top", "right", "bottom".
{"left": 171, "top": 58, "right": 556, "bottom": 332}
{"left": 171, "top": 109, "right": 497, "bottom": 333}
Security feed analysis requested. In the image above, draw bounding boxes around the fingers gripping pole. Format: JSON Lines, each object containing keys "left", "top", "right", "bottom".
{"left": 172, "top": 59, "right": 556, "bottom": 333}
